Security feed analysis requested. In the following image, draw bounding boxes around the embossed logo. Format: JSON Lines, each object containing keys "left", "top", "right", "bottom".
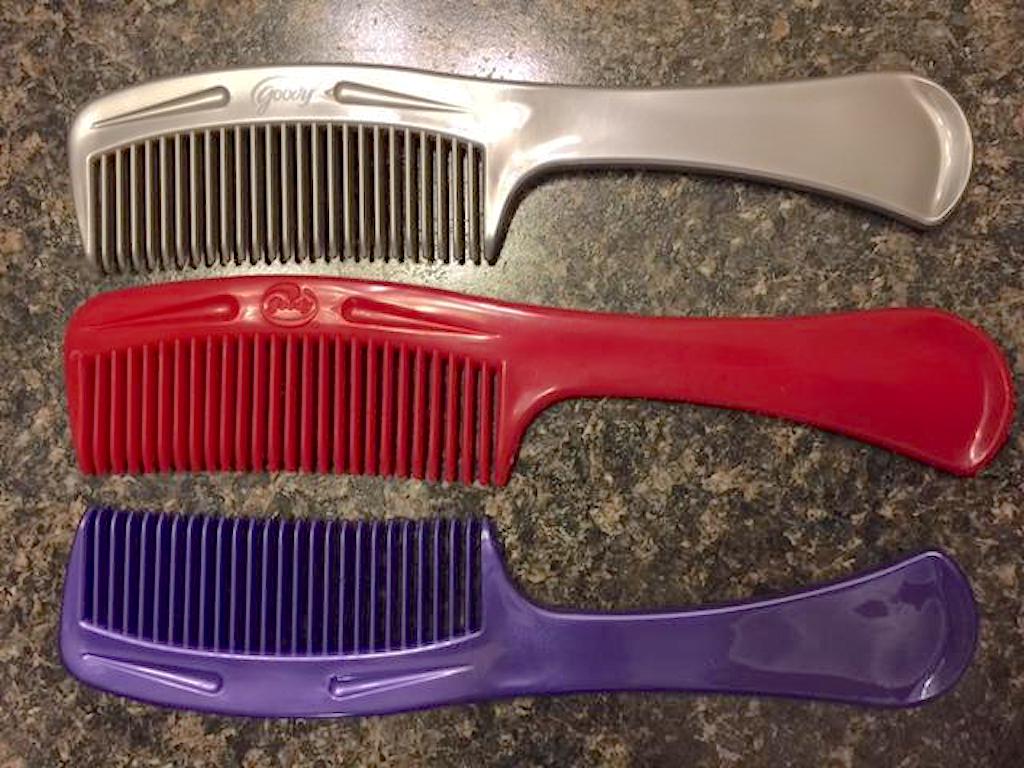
{"left": 251, "top": 76, "right": 321, "bottom": 115}
{"left": 261, "top": 283, "right": 318, "bottom": 327}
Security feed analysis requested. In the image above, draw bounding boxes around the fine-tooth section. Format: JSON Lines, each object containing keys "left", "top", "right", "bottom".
{"left": 87, "top": 123, "right": 485, "bottom": 272}
{"left": 80, "top": 509, "right": 484, "bottom": 656}
{"left": 71, "top": 338, "right": 502, "bottom": 484}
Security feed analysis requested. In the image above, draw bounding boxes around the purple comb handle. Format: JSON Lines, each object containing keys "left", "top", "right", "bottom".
{"left": 61, "top": 511, "right": 977, "bottom": 716}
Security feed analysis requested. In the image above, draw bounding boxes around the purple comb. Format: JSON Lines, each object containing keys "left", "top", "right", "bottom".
{"left": 61, "top": 507, "right": 977, "bottom": 716}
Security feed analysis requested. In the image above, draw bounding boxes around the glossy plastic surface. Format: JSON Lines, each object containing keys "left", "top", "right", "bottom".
{"left": 69, "top": 66, "right": 973, "bottom": 269}
{"left": 64, "top": 277, "right": 1014, "bottom": 482}
{"left": 60, "top": 508, "right": 979, "bottom": 716}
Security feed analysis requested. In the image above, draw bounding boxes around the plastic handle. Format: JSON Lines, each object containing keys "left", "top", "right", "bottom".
{"left": 519, "top": 308, "right": 1013, "bottom": 476}
{"left": 524, "top": 73, "right": 972, "bottom": 227}
{"left": 520, "top": 551, "right": 977, "bottom": 707}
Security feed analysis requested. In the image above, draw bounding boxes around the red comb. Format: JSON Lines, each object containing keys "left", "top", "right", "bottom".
{"left": 64, "top": 277, "right": 1014, "bottom": 482}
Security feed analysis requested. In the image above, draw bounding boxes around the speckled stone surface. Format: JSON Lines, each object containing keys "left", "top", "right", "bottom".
{"left": 0, "top": 0, "right": 1022, "bottom": 765}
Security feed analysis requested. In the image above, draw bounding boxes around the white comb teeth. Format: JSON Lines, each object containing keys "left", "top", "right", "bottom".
{"left": 88, "top": 123, "right": 486, "bottom": 273}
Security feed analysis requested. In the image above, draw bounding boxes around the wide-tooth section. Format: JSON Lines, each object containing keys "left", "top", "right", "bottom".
{"left": 71, "top": 337, "right": 502, "bottom": 484}
{"left": 87, "top": 123, "right": 486, "bottom": 272}
{"left": 80, "top": 509, "right": 484, "bottom": 656}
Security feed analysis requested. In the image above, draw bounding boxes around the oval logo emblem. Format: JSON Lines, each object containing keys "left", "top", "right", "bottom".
{"left": 261, "top": 283, "right": 318, "bottom": 327}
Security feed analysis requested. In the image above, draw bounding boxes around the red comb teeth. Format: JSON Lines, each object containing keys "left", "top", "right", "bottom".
{"left": 65, "top": 276, "right": 1014, "bottom": 483}
{"left": 71, "top": 331, "right": 501, "bottom": 483}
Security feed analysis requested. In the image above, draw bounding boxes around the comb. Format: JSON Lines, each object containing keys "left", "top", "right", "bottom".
{"left": 61, "top": 506, "right": 978, "bottom": 715}
{"left": 68, "top": 65, "right": 972, "bottom": 272}
{"left": 64, "top": 277, "right": 1014, "bottom": 482}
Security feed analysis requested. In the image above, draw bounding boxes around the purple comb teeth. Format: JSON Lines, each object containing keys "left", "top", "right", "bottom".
{"left": 60, "top": 507, "right": 978, "bottom": 716}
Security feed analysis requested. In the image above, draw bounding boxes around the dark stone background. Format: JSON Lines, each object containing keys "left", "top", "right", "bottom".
{"left": 0, "top": 1, "right": 1021, "bottom": 765}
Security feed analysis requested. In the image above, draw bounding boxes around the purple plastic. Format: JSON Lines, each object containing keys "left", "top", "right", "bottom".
{"left": 60, "top": 509, "right": 978, "bottom": 717}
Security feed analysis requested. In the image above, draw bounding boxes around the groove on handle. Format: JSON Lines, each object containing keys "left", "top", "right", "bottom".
{"left": 531, "top": 308, "right": 1013, "bottom": 476}
{"left": 529, "top": 551, "right": 977, "bottom": 707}
{"left": 520, "top": 73, "right": 972, "bottom": 227}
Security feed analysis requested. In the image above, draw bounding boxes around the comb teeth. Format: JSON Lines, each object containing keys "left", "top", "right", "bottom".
{"left": 88, "top": 123, "right": 486, "bottom": 272}
{"left": 80, "top": 508, "right": 484, "bottom": 656}
{"left": 71, "top": 335, "right": 502, "bottom": 484}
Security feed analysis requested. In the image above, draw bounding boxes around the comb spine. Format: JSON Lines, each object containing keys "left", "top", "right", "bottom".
{"left": 203, "top": 335, "right": 221, "bottom": 471}
{"left": 152, "top": 515, "right": 165, "bottom": 642}
{"left": 380, "top": 341, "right": 395, "bottom": 476}
{"left": 316, "top": 333, "right": 331, "bottom": 473}
{"left": 157, "top": 340, "right": 172, "bottom": 471}
{"left": 337, "top": 521, "right": 348, "bottom": 654}
{"left": 291, "top": 520, "right": 303, "bottom": 654}
{"left": 311, "top": 123, "right": 322, "bottom": 261}
{"left": 197, "top": 516, "right": 210, "bottom": 648}
{"left": 115, "top": 147, "right": 126, "bottom": 272}
{"left": 321, "top": 519, "right": 333, "bottom": 653}
{"left": 386, "top": 520, "right": 397, "bottom": 649}
{"left": 388, "top": 126, "right": 399, "bottom": 261}
{"left": 443, "top": 352, "right": 458, "bottom": 483}
{"left": 373, "top": 126, "right": 385, "bottom": 262}
{"left": 280, "top": 123, "right": 292, "bottom": 264}
{"left": 73, "top": 356, "right": 95, "bottom": 473}
{"left": 411, "top": 347, "right": 427, "bottom": 479}
{"left": 447, "top": 518, "right": 457, "bottom": 637}
{"left": 272, "top": 520, "right": 284, "bottom": 654}
{"left": 249, "top": 126, "right": 261, "bottom": 264}
{"left": 427, "top": 350, "right": 442, "bottom": 481}
{"left": 219, "top": 127, "right": 231, "bottom": 265}
{"left": 327, "top": 125, "right": 338, "bottom": 261}
{"left": 171, "top": 339, "right": 187, "bottom": 471}
{"left": 419, "top": 131, "right": 430, "bottom": 262}
{"left": 188, "top": 131, "right": 201, "bottom": 269}
{"left": 403, "top": 129, "right": 414, "bottom": 262}
{"left": 300, "top": 335, "right": 316, "bottom": 472}
{"left": 431, "top": 521, "right": 441, "bottom": 643}
{"left": 144, "top": 139, "right": 156, "bottom": 271}
{"left": 354, "top": 521, "right": 364, "bottom": 652}
{"left": 243, "top": 519, "right": 255, "bottom": 653}
{"left": 400, "top": 520, "right": 410, "bottom": 648}
{"left": 128, "top": 143, "right": 141, "bottom": 271}
{"left": 98, "top": 154, "right": 111, "bottom": 272}
{"left": 369, "top": 521, "right": 380, "bottom": 651}
{"left": 228, "top": 519, "right": 240, "bottom": 651}
{"left": 264, "top": 125, "right": 277, "bottom": 263}
{"left": 218, "top": 336, "right": 236, "bottom": 471}
{"left": 141, "top": 343, "right": 158, "bottom": 472}
{"left": 283, "top": 335, "right": 300, "bottom": 471}
{"left": 416, "top": 519, "right": 426, "bottom": 646}
{"left": 357, "top": 126, "right": 368, "bottom": 262}
{"left": 158, "top": 138, "right": 170, "bottom": 270}
{"left": 307, "top": 519, "right": 318, "bottom": 654}
{"left": 333, "top": 336, "right": 347, "bottom": 473}
{"left": 296, "top": 124, "right": 308, "bottom": 262}
{"left": 187, "top": 337, "right": 205, "bottom": 472}
{"left": 348, "top": 339, "right": 364, "bottom": 474}
{"left": 267, "top": 334, "right": 285, "bottom": 471}
{"left": 203, "top": 129, "right": 216, "bottom": 266}
{"left": 235, "top": 335, "right": 253, "bottom": 471}
{"left": 91, "top": 352, "right": 111, "bottom": 474}
{"left": 342, "top": 125, "right": 354, "bottom": 261}
{"left": 107, "top": 348, "right": 125, "bottom": 473}
{"left": 395, "top": 344, "right": 411, "bottom": 477}
{"left": 364, "top": 339, "right": 379, "bottom": 476}
{"left": 461, "top": 359, "right": 475, "bottom": 485}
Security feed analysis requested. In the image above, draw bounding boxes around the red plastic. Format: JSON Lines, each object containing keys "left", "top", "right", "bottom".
{"left": 64, "top": 276, "right": 1015, "bottom": 483}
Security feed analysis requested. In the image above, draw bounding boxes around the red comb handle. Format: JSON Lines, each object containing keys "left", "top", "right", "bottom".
{"left": 512, "top": 308, "right": 1014, "bottom": 477}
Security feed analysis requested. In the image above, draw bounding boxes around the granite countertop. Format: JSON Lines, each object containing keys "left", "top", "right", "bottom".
{"left": 1, "top": 1, "right": 1022, "bottom": 765}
